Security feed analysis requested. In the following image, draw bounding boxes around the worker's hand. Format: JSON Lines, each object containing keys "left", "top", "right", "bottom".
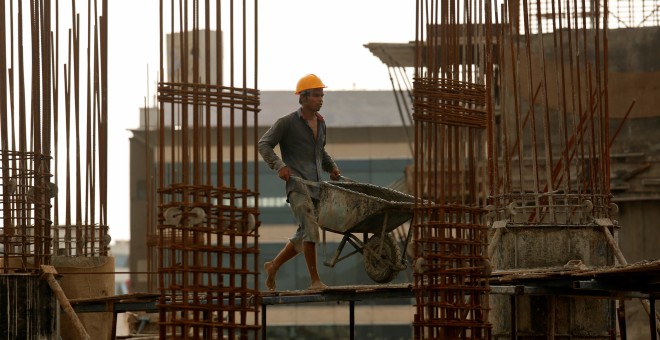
{"left": 277, "top": 166, "right": 292, "bottom": 181}
{"left": 330, "top": 167, "right": 341, "bottom": 181}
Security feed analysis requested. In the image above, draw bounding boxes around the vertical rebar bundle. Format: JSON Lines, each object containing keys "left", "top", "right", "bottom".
{"left": 489, "top": 0, "right": 612, "bottom": 226}
{"left": 411, "top": 1, "right": 494, "bottom": 338}
{"left": 0, "top": 1, "right": 109, "bottom": 272}
{"left": 155, "top": 1, "right": 260, "bottom": 338}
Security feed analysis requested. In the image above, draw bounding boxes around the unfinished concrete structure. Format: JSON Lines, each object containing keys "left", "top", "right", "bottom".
{"left": 0, "top": 1, "right": 110, "bottom": 339}
{"left": 487, "top": 0, "right": 616, "bottom": 337}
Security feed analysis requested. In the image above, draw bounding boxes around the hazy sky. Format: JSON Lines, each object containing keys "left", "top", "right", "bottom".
{"left": 106, "top": 0, "right": 416, "bottom": 241}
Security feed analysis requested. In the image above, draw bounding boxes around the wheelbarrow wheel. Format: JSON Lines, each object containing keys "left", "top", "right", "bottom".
{"left": 363, "top": 233, "right": 402, "bottom": 283}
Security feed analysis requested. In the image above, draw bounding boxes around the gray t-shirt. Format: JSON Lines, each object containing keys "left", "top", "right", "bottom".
{"left": 258, "top": 108, "right": 337, "bottom": 199}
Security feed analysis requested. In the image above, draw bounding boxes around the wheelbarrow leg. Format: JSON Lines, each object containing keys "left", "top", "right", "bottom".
{"left": 324, "top": 233, "right": 364, "bottom": 268}
{"left": 324, "top": 234, "right": 349, "bottom": 268}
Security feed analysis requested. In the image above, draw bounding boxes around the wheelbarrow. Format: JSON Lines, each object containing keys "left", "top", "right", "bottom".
{"left": 292, "top": 176, "right": 415, "bottom": 284}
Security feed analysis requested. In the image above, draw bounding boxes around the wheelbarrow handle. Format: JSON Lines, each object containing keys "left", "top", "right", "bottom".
{"left": 289, "top": 176, "right": 320, "bottom": 188}
{"left": 336, "top": 175, "right": 355, "bottom": 183}
{"left": 290, "top": 175, "right": 354, "bottom": 187}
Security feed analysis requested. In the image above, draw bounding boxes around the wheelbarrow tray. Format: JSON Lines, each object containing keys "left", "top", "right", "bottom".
{"left": 317, "top": 181, "right": 415, "bottom": 234}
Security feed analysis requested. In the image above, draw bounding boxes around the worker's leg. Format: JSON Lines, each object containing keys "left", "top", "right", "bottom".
{"left": 264, "top": 241, "right": 299, "bottom": 291}
{"left": 289, "top": 191, "right": 326, "bottom": 289}
{"left": 303, "top": 241, "right": 327, "bottom": 290}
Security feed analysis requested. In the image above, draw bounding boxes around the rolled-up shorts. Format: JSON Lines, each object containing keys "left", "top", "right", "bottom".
{"left": 288, "top": 190, "right": 321, "bottom": 253}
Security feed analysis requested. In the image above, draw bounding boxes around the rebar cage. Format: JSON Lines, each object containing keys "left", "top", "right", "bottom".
{"left": 0, "top": 151, "right": 53, "bottom": 272}
{"left": 411, "top": 0, "right": 494, "bottom": 337}
{"left": 154, "top": 1, "right": 261, "bottom": 337}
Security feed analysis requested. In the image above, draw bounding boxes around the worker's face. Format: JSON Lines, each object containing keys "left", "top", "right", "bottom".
{"left": 301, "top": 88, "right": 324, "bottom": 112}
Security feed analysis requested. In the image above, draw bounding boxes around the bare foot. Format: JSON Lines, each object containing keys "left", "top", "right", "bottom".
{"left": 264, "top": 262, "right": 276, "bottom": 291}
{"left": 308, "top": 280, "right": 328, "bottom": 290}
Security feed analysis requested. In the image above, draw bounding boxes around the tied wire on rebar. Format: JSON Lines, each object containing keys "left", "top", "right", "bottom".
{"left": 153, "top": 0, "right": 261, "bottom": 338}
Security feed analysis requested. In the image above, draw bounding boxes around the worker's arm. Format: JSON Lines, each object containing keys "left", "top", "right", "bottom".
{"left": 258, "top": 118, "right": 287, "bottom": 173}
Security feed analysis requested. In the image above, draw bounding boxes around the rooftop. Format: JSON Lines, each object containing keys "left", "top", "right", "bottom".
{"left": 137, "top": 90, "right": 412, "bottom": 130}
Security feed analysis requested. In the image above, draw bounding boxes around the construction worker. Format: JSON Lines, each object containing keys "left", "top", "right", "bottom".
{"left": 258, "top": 74, "right": 341, "bottom": 291}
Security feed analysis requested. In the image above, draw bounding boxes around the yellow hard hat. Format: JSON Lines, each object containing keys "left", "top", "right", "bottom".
{"left": 295, "top": 74, "right": 327, "bottom": 94}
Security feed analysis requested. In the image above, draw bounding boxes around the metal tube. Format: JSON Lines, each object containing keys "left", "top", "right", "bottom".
{"left": 350, "top": 300, "right": 355, "bottom": 340}
{"left": 651, "top": 299, "right": 658, "bottom": 340}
